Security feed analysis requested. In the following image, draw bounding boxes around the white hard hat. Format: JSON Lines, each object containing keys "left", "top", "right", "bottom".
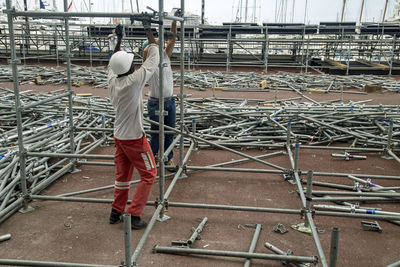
{"left": 109, "top": 51, "right": 134, "bottom": 75}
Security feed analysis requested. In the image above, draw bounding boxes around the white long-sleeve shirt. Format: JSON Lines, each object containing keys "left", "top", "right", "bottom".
{"left": 108, "top": 44, "right": 159, "bottom": 140}
{"left": 108, "top": 35, "right": 117, "bottom": 51}
{"left": 147, "top": 50, "right": 174, "bottom": 98}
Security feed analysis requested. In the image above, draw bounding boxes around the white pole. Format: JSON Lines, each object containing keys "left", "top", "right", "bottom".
{"left": 89, "top": 0, "right": 92, "bottom": 24}
{"left": 122, "top": 0, "right": 125, "bottom": 23}
{"left": 239, "top": 0, "right": 243, "bottom": 22}
{"left": 283, "top": 0, "right": 288, "bottom": 23}
{"left": 291, "top": 0, "right": 295, "bottom": 23}
{"left": 245, "top": 0, "right": 248, "bottom": 22}
{"left": 253, "top": 0, "right": 256, "bottom": 22}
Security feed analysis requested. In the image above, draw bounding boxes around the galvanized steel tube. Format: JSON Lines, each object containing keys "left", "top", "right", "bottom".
{"left": 123, "top": 214, "right": 132, "bottom": 267}
{"left": 243, "top": 224, "right": 262, "bottom": 267}
{"left": 179, "top": 0, "right": 185, "bottom": 169}
{"left": 152, "top": 246, "right": 318, "bottom": 263}
{"left": 5, "top": 0, "right": 28, "bottom": 199}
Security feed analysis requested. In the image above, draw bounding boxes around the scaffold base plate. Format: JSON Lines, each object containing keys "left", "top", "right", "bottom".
{"left": 157, "top": 214, "right": 171, "bottom": 222}
{"left": 70, "top": 167, "right": 81, "bottom": 173}
{"left": 19, "top": 205, "right": 35, "bottom": 214}
{"left": 179, "top": 173, "right": 188, "bottom": 179}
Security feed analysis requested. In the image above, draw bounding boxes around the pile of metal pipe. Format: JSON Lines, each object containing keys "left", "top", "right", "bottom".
{"left": 0, "top": 87, "right": 115, "bottom": 223}
{"left": 180, "top": 97, "right": 400, "bottom": 151}
{"left": 0, "top": 65, "right": 108, "bottom": 88}
{"left": 2, "top": 65, "right": 400, "bottom": 94}
{"left": 0, "top": 83, "right": 399, "bottom": 267}
{"left": 1, "top": 86, "right": 399, "bottom": 223}
{"left": 174, "top": 70, "right": 400, "bottom": 92}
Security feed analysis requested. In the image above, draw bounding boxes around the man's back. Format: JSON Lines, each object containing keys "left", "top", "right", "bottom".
{"left": 108, "top": 44, "right": 159, "bottom": 140}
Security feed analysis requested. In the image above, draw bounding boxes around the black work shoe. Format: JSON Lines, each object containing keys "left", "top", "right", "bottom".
{"left": 165, "top": 159, "right": 179, "bottom": 172}
{"left": 109, "top": 208, "right": 122, "bottom": 224}
{"left": 131, "top": 216, "right": 148, "bottom": 230}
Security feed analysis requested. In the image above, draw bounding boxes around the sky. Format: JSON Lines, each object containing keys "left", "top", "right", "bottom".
{"left": 1, "top": 0, "right": 398, "bottom": 25}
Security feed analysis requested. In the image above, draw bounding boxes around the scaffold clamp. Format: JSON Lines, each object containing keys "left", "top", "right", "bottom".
{"left": 130, "top": 12, "right": 160, "bottom": 25}
{"left": 361, "top": 221, "right": 382, "bottom": 233}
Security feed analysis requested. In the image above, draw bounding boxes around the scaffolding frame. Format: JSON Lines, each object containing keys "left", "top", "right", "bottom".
{"left": 1, "top": 20, "right": 400, "bottom": 75}
{"left": 1, "top": 0, "right": 400, "bottom": 266}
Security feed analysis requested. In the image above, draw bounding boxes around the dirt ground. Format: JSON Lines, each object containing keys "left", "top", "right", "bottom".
{"left": 0, "top": 65, "right": 400, "bottom": 267}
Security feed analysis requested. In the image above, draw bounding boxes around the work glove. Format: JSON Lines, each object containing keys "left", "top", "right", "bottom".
{"left": 165, "top": 31, "right": 177, "bottom": 39}
{"left": 142, "top": 19, "right": 151, "bottom": 31}
{"left": 174, "top": 8, "right": 182, "bottom": 17}
{"left": 115, "top": 24, "right": 123, "bottom": 42}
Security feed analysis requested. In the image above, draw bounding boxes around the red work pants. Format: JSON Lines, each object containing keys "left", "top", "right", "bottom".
{"left": 112, "top": 136, "right": 157, "bottom": 217}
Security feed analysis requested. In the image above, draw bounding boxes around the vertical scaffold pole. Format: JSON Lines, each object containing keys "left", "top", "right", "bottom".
{"left": 88, "top": 24, "right": 93, "bottom": 69}
{"left": 6, "top": 0, "right": 28, "bottom": 201}
{"left": 226, "top": 25, "right": 231, "bottom": 72}
{"left": 63, "top": 0, "right": 76, "bottom": 163}
{"left": 264, "top": 27, "right": 269, "bottom": 73}
{"left": 188, "top": 32, "right": 191, "bottom": 71}
{"left": 286, "top": 122, "right": 291, "bottom": 146}
{"left": 179, "top": 0, "right": 185, "bottom": 170}
{"left": 305, "top": 34, "right": 310, "bottom": 73}
{"left": 123, "top": 214, "right": 132, "bottom": 267}
{"left": 132, "top": 1, "right": 186, "bottom": 263}
{"left": 294, "top": 139, "right": 300, "bottom": 172}
{"left": 389, "top": 34, "right": 396, "bottom": 76}
{"left": 158, "top": 0, "right": 166, "bottom": 220}
{"left": 300, "top": 26, "right": 305, "bottom": 73}
{"left": 305, "top": 170, "right": 313, "bottom": 227}
{"left": 346, "top": 37, "right": 350, "bottom": 76}
{"left": 54, "top": 24, "right": 60, "bottom": 67}
{"left": 387, "top": 119, "right": 393, "bottom": 150}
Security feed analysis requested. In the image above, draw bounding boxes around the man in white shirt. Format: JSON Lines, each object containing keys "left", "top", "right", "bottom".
{"left": 107, "top": 29, "right": 117, "bottom": 59}
{"left": 108, "top": 22, "right": 159, "bottom": 229}
{"left": 143, "top": 12, "right": 179, "bottom": 168}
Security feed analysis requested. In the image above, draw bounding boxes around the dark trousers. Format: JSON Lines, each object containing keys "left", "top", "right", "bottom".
{"left": 147, "top": 97, "right": 176, "bottom": 161}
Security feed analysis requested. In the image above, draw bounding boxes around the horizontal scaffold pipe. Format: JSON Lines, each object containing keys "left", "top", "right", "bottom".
{"left": 315, "top": 210, "right": 400, "bottom": 220}
{"left": 9, "top": 10, "right": 183, "bottom": 21}
{"left": 22, "top": 92, "right": 71, "bottom": 110}
{"left": 312, "top": 171, "right": 400, "bottom": 180}
{"left": 28, "top": 196, "right": 400, "bottom": 220}
{"left": 299, "top": 145, "right": 384, "bottom": 152}
{"left": 10, "top": 10, "right": 136, "bottom": 18}
{"left": 152, "top": 246, "right": 318, "bottom": 263}
{"left": 76, "top": 127, "right": 176, "bottom": 135}
{"left": 185, "top": 166, "right": 284, "bottom": 174}
{"left": 30, "top": 195, "right": 301, "bottom": 214}
{"left": 0, "top": 259, "right": 116, "bottom": 267}
{"left": 312, "top": 190, "right": 400, "bottom": 197}
{"left": 26, "top": 152, "right": 113, "bottom": 160}
{"left": 168, "top": 202, "right": 400, "bottom": 220}
{"left": 311, "top": 196, "right": 400, "bottom": 202}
